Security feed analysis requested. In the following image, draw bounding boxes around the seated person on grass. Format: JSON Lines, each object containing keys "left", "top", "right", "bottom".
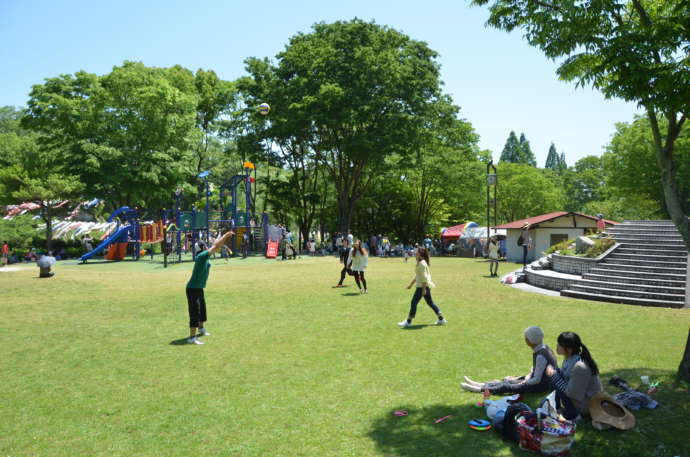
{"left": 461, "top": 326, "right": 557, "bottom": 395}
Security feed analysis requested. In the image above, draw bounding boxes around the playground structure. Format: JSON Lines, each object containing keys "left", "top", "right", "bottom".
{"left": 77, "top": 162, "right": 270, "bottom": 265}
{"left": 162, "top": 162, "right": 270, "bottom": 267}
{"left": 79, "top": 206, "right": 165, "bottom": 262}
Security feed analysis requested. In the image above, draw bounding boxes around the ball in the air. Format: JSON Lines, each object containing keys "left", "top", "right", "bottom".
{"left": 259, "top": 103, "right": 270, "bottom": 115}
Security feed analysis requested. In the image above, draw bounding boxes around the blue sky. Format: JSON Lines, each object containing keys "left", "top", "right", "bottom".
{"left": 0, "top": 0, "right": 641, "bottom": 165}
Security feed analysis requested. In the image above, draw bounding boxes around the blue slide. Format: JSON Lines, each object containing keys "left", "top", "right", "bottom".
{"left": 79, "top": 225, "right": 131, "bottom": 262}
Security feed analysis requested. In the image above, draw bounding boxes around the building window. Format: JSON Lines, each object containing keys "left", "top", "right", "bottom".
{"left": 550, "top": 234, "right": 568, "bottom": 246}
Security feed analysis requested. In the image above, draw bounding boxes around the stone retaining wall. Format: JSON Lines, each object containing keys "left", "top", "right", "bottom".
{"left": 551, "top": 243, "right": 620, "bottom": 275}
{"left": 525, "top": 270, "right": 577, "bottom": 291}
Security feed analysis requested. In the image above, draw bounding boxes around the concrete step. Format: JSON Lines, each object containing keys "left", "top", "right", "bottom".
{"left": 616, "top": 247, "right": 688, "bottom": 257}
{"left": 623, "top": 220, "right": 678, "bottom": 225}
{"left": 595, "top": 262, "right": 687, "bottom": 274}
{"left": 618, "top": 245, "right": 688, "bottom": 253}
{"left": 571, "top": 278, "right": 685, "bottom": 295}
{"left": 587, "top": 268, "right": 687, "bottom": 282}
{"left": 609, "top": 226, "right": 680, "bottom": 233}
{"left": 560, "top": 289, "right": 686, "bottom": 308}
{"left": 606, "top": 253, "right": 688, "bottom": 264}
{"left": 566, "top": 284, "right": 685, "bottom": 302}
{"left": 612, "top": 233, "right": 684, "bottom": 241}
{"left": 618, "top": 219, "right": 673, "bottom": 225}
{"left": 583, "top": 273, "right": 686, "bottom": 288}
{"left": 614, "top": 238, "right": 687, "bottom": 247}
{"left": 602, "top": 258, "right": 687, "bottom": 269}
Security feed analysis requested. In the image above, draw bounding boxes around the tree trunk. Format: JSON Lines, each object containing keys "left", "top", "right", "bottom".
{"left": 646, "top": 109, "right": 690, "bottom": 382}
{"left": 678, "top": 327, "right": 690, "bottom": 382}
{"left": 338, "top": 194, "right": 350, "bottom": 235}
{"left": 44, "top": 210, "right": 53, "bottom": 252}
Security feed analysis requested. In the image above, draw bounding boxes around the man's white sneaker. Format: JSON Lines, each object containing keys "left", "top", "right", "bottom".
{"left": 187, "top": 337, "right": 204, "bottom": 345}
{"left": 198, "top": 328, "right": 211, "bottom": 336}
{"left": 435, "top": 318, "right": 447, "bottom": 325}
{"left": 398, "top": 320, "right": 411, "bottom": 328}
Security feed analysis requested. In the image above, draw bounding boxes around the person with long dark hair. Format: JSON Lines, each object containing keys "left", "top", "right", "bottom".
{"left": 398, "top": 247, "right": 446, "bottom": 327}
{"left": 350, "top": 239, "right": 369, "bottom": 293}
{"left": 545, "top": 331, "right": 603, "bottom": 420}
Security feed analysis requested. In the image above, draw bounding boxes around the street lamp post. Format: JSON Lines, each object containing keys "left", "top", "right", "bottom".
{"left": 486, "top": 161, "right": 498, "bottom": 238}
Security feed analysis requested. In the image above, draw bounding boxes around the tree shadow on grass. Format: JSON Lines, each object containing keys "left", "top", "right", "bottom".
{"left": 368, "top": 368, "right": 690, "bottom": 457}
{"left": 368, "top": 403, "right": 523, "bottom": 457}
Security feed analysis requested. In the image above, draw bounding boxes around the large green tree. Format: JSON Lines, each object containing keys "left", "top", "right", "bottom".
{"left": 472, "top": 0, "right": 690, "bottom": 380}
{"left": 496, "top": 162, "right": 566, "bottom": 222}
{"left": 22, "top": 61, "right": 198, "bottom": 213}
{"left": 0, "top": 148, "right": 83, "bottom": 251}
{"left": 241, "top": 19, "right": 456, "bottom": 233}
{"left": 603, "top": 116, "right": 690, "bottom": 214}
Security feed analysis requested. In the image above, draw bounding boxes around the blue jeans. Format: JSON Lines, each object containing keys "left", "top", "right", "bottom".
{"left": 408, "top": 288, "right": 441, "bottom": 319}
{"left": 555, "top": 389, "right": 579, "bottom": 420}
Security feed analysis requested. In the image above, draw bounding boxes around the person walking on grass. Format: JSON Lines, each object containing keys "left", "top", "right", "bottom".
{"left": 334, "top": 238, "right": 351, "bottom": 288}
{"left": 349, "top": 239, "right": 369, "bottom": 294}
{"left": 487, "top": 236, "right": 499, "bottom": 277}
{"left": 185, "top": 230, "right": 234, "bottom": 345}
{"left": 398, "top": 247, "right": 446, "bottom": 328}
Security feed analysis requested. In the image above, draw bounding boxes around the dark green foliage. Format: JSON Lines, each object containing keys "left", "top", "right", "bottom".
{"left": 499, "top": 130, "right": 519, "bottom": 162}
{"left": 0, "top": 215, "right": 39, "bottom": 250}
{"left": 517, "top": 133, "right": 537, "bottom": 166}
{"left": 584, "top": 237, "right": 615, "bottom": 258}
{"left": 500, "top": 131, "right": 536, "bottom": 166}
{"left": 544, "top": 142, "right": 559, "bottom": 170}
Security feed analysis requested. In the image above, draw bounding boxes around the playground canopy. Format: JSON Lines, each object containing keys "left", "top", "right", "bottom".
{"left": 442, "top": 223, "right": 472, "bottom": 239}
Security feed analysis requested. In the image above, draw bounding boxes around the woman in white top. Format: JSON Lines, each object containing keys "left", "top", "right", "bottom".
{"left": 398, "top": 247, "right": 446, "bottom": 328}
{"left": 349, "top": 239, "right": 369, "bottom": 293}
{"left": 487, "top": 236, "right": 499, "bottom": 277}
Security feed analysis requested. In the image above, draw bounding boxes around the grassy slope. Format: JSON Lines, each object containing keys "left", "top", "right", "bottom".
{"left": 1, "top": 256, "right": 688, "bottom": 457}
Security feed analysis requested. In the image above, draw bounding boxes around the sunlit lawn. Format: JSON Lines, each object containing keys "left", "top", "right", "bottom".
{"left": 1, "top": 254, "right": 688, "bottom": 457}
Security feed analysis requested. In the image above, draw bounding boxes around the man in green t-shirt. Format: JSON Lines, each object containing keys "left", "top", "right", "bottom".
{"left": 186, "top": 230, "right": 234, "bottom": 345}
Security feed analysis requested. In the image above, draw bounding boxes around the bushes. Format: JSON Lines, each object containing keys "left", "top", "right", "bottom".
{"left": 0, "top": 215, "right": 39, "bottom": 250}
{"left": 544, "top": 236, "right": 615, "bottom": 258}
{"left": 584, "top": 237, "right": 615, "bottom": 258}
{"left": 544, "top": 238, "right": 575, "bottom": 256}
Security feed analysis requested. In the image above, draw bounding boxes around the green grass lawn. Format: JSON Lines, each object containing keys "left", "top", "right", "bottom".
{"left": 1, "top": 255, "right": 688, "bottom": 457}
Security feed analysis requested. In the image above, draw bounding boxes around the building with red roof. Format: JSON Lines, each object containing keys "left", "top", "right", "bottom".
{"left": 495, "top": 211, "right": 618, "bottom": 263}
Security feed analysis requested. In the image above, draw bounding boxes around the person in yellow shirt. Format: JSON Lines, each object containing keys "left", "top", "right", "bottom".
{"left": 398, "top": 247, "right": 446, "bottom": 328}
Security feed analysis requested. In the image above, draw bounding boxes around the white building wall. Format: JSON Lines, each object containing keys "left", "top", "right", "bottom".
{"left": 504, "top": 216, "right": 600, "bottom": 263}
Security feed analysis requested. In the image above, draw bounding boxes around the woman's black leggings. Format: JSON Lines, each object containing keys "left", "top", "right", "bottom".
{"left": 408, "top": 287, "right": 441, "bottom": 319}
{"left": 338, "top": 266, "right": 348, "bottom": 285}
{"left": 354, "top": 271, "right": 367, "bottom": 290}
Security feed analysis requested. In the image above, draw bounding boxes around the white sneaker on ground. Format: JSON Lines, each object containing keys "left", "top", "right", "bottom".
{"left": 397, "top": 320, "right": 411, "bottom": 328}
{"left": 198, "top": 328, "right": 210, "bottom": 336}
{"left": 187, "top": 337, "right": 204, "bottom": 345}
{"left": 435, "top": 318, "right": 447, "bottom": 325}
{"left": 363, "top": 289, "right": 368, "bottom": 294}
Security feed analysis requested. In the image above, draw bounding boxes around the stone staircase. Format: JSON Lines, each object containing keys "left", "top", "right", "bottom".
{"left": 561, "top": 220, "right": 688, "bottom": 307}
